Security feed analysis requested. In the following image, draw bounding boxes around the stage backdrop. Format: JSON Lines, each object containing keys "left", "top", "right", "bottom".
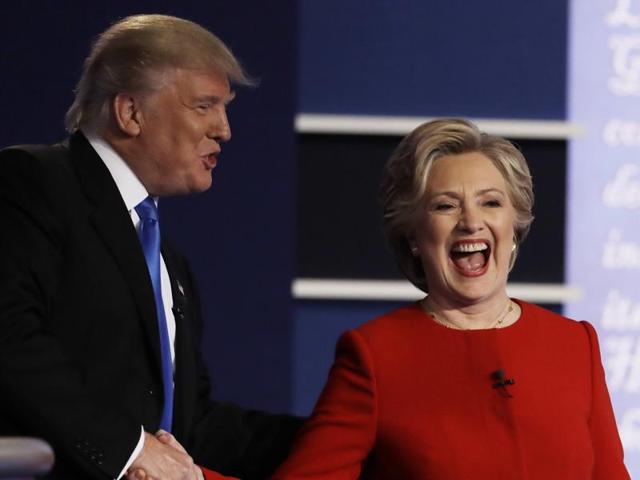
{"left": 568, "top": 0, "right": 640, "bottom": 474}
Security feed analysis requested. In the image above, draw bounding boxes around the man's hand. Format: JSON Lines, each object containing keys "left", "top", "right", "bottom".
{"left": 126, "top": 431, "right": 203, "bottom": 480}
{"left": 155, "top": 430, "right": 188, "bottom": 454}
{"left": 155, "top": 432, "right": 205, "bottom": 480}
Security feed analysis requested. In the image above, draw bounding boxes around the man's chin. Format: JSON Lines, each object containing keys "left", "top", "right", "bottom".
{"left": 190, "top": 174, "right": 214, "bottom": 194}
{"left": 150, "top": 177, "right": 213, "bottom": 197}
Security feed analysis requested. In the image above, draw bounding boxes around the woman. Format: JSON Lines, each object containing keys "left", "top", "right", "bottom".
{"left": 273, "top": 119, "right": 629, "bottom": 479}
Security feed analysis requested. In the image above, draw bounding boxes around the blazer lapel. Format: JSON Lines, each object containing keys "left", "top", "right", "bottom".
{"left": 162, "top": 244, "right": 198, "bottom": 440}
{"left": 68, "top": 132, "right": 163, "bottom": 372}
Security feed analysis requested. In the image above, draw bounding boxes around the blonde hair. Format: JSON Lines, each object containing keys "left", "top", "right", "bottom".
{"left": 380, "top": 118, "right": 534, "bottom": 292}
{"left": 66, "top": 14, "right": 252, "bottom": 132}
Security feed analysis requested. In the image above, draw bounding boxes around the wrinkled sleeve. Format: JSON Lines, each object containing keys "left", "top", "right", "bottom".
{"left": 272, "top": 329, "right": 377, "bottom": 480}
{"left": 178, "top": 254, "right": 303, "bottom": 480}
{"left": 580, "top": 321, "right": 630, "bottom": 479}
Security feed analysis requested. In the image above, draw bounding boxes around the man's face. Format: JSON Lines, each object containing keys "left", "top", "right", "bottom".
{"left": 134, "top": 68, "right": 234, "bottom": 196}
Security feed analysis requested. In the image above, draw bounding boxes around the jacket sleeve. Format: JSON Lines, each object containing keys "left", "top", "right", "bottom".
{"left": 0, "top": 148, "right": 140, "bottom": 479}
{"left": 272, "top": 329, "right": 377, "bottom": 480}
{"left": 201, "top": 466, "right": 239, "bottom": 480}
{"left": 171, "top": 254, "right": 303, "bottom": 480}
{"left": 580, "top": 321, "right": 631, "bottom": 479}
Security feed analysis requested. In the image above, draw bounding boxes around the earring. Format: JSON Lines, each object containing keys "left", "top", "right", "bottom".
{"left": 511, "top": 243, "right": 517, "bottom": 252}
{"left": 410, "top": 245, "right": 419, "bottom": 256}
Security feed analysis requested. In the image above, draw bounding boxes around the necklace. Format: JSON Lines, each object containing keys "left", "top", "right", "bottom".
{"left": 423, "top": 299, "right": 514, "bottom": 330}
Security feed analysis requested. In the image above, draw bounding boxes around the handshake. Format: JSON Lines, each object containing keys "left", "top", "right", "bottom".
{"left": 127, "top": 430, "right": 238, "bottom": 480}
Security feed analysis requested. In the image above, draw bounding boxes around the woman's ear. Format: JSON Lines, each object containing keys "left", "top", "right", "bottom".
{"left": 408, "top": 237, "right": 419, "bottom": 257}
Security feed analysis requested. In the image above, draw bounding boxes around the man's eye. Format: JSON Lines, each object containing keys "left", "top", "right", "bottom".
{"left": 196, "top": 103, "right": 212, "bottom": 112}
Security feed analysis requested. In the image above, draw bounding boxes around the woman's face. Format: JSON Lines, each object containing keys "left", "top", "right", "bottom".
{"left": 413, "top": 151, "right": 516, "bottom": 306}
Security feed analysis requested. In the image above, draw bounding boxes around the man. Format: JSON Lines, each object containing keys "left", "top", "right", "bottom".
{"left": 0, "top": 14, "right": 300, "bottom": 480}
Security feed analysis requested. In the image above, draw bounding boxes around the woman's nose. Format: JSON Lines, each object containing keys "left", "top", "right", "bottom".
{"left": 457, "top": 206, "right": 484, "bottom": 233}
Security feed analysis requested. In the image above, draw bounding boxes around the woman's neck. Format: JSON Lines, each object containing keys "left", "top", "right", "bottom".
{"left": 421, "top": 294, "right": 520, "bottom": 330}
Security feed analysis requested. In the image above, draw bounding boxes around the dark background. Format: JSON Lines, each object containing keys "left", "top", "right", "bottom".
{"left": 298, "top": 0, "right": 567, "bottom": 119}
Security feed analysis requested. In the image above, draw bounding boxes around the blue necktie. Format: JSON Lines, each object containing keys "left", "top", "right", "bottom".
{"left": 135, "top": 197, "right": 173, "bottom": 432}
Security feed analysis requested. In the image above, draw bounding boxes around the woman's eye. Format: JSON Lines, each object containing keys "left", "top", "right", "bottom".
{"left": 484, "top": 199, "right": 502, "bottom": 207}
{"left": 435, "top": 203, "right": 455, "bottom": 211}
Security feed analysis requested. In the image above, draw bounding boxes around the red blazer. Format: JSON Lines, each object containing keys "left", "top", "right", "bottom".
{"left": 273, "top": 300, "right": 629, "bottom": 479}
{"left": 202, "top": 467, "right": 238, "bottom": 479}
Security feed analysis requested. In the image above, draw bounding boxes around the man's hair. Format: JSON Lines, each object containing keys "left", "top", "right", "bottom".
{"left": 380, "top": 118, "right": 534, "bottom": 293}
{"left": 65, "top": 14, "right": 252, "bottom": 132}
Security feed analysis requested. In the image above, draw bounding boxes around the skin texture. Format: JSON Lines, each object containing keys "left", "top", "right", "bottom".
{"left": 105, "top": 68, "right": 235, "bottom": 196}
{"left": 414, "top": 151, "right": 520, "bottom": 329}
{"left": 126, "top": 432, "right": 203, "bottom": 480}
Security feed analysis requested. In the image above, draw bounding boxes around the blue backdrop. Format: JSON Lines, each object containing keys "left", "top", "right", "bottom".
{"left": 298, "top": 0, "right": 567, "bottom": 118}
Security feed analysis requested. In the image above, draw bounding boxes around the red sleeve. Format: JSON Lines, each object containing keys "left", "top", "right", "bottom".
{"left": 271, "top": 330, "right": 377, "bottom": 479}
{"left": 581, "top": 321, "right": 630, "bottom": 479}
{"left": 200, "top": 466, "right": 239, "bottom": 480}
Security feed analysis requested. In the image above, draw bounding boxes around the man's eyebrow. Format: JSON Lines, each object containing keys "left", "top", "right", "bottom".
{"left": 193, "top": 91, "right": 236, "bottom": 104}
{"left": 225, "top": 91, "right": 236, "bottom": 104}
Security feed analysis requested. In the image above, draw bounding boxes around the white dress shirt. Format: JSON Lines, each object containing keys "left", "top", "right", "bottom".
{"left": 85, "top": 132, "right": 176, "bottom": 479}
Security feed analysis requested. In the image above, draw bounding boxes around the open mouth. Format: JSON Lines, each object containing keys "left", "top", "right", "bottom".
{"left": 449, "top": 241, "right": 490, "bottom": 277}
{"left": 202, "top": 152, "right": 219, "bottom": 170}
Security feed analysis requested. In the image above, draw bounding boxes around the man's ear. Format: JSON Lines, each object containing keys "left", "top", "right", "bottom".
{"left": 112, "top": 93, "right": 143, "bottom": 136}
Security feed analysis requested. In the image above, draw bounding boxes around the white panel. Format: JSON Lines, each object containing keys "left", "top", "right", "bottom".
{"left": 292, "top": 279, "right": 583, "bottom": 303}
{"left": 296, "top": 114, "right": 583, "bottom": 139}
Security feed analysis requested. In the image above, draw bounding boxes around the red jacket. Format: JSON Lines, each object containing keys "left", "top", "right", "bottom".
{"left": 273, "top": 300, "right": 629, "bottom": 479}
{"left": 202, "top": 467, "right": 239, "bottom": 480}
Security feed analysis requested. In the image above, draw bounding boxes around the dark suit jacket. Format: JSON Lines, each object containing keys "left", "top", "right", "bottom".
{"left": 0, "top": 132, "right": 301, "bottom": 479}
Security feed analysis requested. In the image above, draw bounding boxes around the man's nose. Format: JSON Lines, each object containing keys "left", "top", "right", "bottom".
{"left": 208, "top": 109, "right": 231, "bottom": 142}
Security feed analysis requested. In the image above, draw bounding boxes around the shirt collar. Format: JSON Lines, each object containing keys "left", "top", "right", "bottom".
{"left": 84, "top": 131, "right": 151, "bottom": 211}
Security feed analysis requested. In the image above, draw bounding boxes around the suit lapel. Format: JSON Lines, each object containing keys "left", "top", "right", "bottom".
{"left": 68, "top": 132, "right": 163, "bottom": 371}
{"left": 162, "top": 244, "right": 198, "bottom": 440}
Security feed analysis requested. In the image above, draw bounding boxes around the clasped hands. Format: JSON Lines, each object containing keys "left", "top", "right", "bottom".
{"left": 126, "top": 430, "right": 203, "bottom": 480}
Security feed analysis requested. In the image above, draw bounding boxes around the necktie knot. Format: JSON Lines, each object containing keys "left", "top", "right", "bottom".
{"left": 135, "top": 197, "right": 159, "bottom": 223}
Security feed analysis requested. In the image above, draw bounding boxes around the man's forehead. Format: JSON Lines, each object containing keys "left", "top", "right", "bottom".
{"left": 171, "top": 67, "right": 233, "bottom": 97}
